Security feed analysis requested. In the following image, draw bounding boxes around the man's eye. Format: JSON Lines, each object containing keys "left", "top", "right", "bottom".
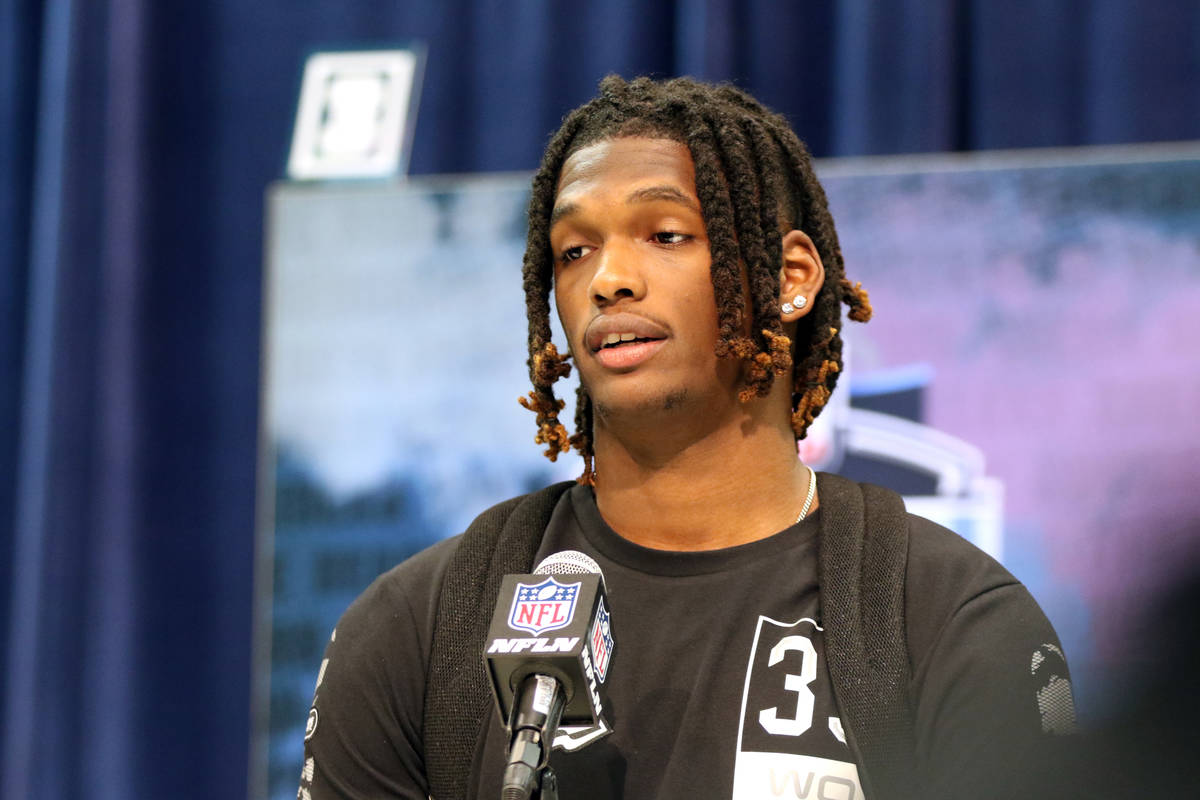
{"left": 559, "top": 245, "right": 592, "bottom": 263}
{"left": 652, "top": 231, "right": 689, "bottom": 245}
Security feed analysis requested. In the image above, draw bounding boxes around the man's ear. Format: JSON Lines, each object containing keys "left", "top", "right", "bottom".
{"left": 778, "top": 229, "right": 825, "bottom": 320}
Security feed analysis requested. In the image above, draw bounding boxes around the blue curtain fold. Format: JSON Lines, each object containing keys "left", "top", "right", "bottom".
{"left": 2, "top": 1, "right": 1198, "bottom": 797}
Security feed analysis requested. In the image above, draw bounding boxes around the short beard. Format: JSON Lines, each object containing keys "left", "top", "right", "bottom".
{"left": 593, "top": 388, "right": 690, "bottom": 419}
{"left": 661, "top": 389, "right": 688, "bottom": 411}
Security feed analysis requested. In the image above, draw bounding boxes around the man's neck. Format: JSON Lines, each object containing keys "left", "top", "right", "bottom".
{"left": 589, "top": 404, "right": 817, "bottom": 551}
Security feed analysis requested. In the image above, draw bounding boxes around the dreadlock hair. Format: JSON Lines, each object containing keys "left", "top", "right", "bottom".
{"left": 519, "top": 75, "right": 873, "bottom": 484}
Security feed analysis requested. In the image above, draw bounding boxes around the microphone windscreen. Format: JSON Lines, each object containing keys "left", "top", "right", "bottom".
{"left": 534, "top": 550, "right": 604, "bottom": 586}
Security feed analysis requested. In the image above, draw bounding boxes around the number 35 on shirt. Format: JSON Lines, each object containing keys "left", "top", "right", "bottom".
{"left": 733, "top": 617, "right": 866, "bottom": 800}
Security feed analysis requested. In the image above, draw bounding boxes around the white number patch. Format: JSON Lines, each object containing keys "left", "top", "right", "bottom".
{"left": 732, "top": 616, "right": 863, "bottom": 799}
{"left": 758, "top": 634, "right": 818, "bottom": 737}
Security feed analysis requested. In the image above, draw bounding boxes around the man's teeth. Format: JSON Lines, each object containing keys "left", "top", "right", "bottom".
{"left": 603, "top": 332, "right": 640, "bottom": 346}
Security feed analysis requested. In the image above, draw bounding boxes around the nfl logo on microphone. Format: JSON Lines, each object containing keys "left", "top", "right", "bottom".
{"left": 589, "top": 599, "right": 614, "bottom": 682}
{"left": 509, "top": 577, "right": 580, "bottom": 635}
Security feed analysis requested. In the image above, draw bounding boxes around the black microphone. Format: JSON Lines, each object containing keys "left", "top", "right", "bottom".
{"left": 484, "top": 551, "right": 616, "bottom": 800}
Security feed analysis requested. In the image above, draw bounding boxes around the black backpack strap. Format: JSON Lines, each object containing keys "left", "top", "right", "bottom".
{"left": 423, "top": 481, "right": 574, "bottom": 800}
{"left": 817, "top": 472, "right": 918, "bottom": 800}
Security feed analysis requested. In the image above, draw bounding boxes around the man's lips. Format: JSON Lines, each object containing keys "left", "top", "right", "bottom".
{"left": 593, "top": 338, "right": 666, "bottom": 370}
{"left": 583, "top": 312, "right": 670, "bottom": 353}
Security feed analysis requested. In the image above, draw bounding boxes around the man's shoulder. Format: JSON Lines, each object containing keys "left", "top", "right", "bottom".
{"left": 903, "top": 511, "right": 1019, "bottom": 598}
{"left": 901, "top": 511, "right": 1053, "bottom": 672}
{"left": 335, "top": 534, "right": 464, "bottom": 641}
{"left": 903, "top": 511, "right": 1018, "bottom": 641}
{"left": 344, "top": 481, "right": 574, "bottom": 625}
{"left": 380, "top": 533, "right": 463, "bottom": 592}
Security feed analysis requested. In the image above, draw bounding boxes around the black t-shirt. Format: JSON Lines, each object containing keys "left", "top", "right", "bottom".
{"left": 299, "top": 485, "right": 1075, "bottom": 799}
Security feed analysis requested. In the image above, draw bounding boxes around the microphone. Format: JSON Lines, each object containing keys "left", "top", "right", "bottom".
{"left": 484, "top": 551, "right": 616, "bottom": 800}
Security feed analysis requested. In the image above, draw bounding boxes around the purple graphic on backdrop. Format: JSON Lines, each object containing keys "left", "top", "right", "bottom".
{"left": 820, "top": 150, "right": 1200, "bottom": 681}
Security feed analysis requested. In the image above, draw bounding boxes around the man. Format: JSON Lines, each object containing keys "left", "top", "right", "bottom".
{"left": 298, "top": 76, "right": 1074, "bottom": 800}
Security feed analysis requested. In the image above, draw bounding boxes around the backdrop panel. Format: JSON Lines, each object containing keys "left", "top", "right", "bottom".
{"left": 261, "top": 144, "right": 1200, "bottom": 799}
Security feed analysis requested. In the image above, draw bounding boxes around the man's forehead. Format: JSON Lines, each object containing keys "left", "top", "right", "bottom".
{"left": 551, "top": 137, "right": 700, "bottom": 221}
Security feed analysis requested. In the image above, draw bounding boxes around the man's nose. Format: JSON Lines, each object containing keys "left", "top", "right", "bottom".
{"left": 588, "top": 241, "right": 647, "bottom": 306}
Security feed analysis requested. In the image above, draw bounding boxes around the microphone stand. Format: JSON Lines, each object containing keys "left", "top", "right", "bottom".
{"left": 502, "top": 674, "right": 566, "bottom": 800}
{"left": 536, "top": 767, "right": 559, "bottom": 800}
{"left": 508, "top": 763, "right": 558, "bottom": 800}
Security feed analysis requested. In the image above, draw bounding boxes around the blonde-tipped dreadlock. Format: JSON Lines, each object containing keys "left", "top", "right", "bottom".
{"left": 519, "top": 75, "right": 873, "bottom": 476}
{"left": 516, "top": 342, "right": 573, "bottom": 459}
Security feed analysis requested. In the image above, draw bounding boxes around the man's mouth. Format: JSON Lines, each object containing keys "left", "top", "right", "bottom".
{"left": 592, "top": 337, "right": 666, "bottom": 370}
{"left": 599, "top": 332, "right": 662, "bottom": 349}
{"left": 584, "top": 312, "right": 670, "bottom": 353}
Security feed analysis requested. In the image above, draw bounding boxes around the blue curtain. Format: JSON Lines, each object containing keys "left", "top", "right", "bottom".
{"left": 2, "top": 1, "right": 1198, "bottom": 797}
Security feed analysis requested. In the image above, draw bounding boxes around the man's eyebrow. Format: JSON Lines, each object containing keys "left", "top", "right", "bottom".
{"left": 626, "top": 185, "right": 701, "bottom": 213}
{"left": 550, "top": 185, "right": 701, "bottom": 228}
{"left": 549, "top": 201, "right": 579, "bottom": 228}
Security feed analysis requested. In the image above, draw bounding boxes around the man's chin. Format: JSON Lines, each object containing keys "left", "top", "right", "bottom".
{"left": 592, "top": 388, "right": 691, "bottom": 422}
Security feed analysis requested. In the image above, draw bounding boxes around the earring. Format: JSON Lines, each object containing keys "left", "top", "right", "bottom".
{"left": 781, "top": 295, "right": 807, "bottom": 315}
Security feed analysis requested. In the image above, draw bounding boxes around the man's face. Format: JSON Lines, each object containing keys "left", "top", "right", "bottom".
{"left": 549, "top": 136, "right": 743, "bottom": 424}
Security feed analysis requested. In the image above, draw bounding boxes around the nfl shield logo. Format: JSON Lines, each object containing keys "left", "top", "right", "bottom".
{"left": 589, "top": 598, "right": 614, "bottom": 682}
{"left": 509, "top": 577, "right": 581, "bottom": 635}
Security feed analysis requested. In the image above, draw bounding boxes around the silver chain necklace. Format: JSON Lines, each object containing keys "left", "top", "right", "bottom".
{"left": 795, "top": 464, "right": 816, "bottom": 523}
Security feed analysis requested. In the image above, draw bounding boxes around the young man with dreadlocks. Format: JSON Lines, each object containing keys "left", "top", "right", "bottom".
{"left": 299, "top": 76, "right": 1075, "bottom": 800}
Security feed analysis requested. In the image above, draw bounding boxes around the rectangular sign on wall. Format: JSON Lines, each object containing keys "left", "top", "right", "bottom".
{"left": 286, "top": 46, "right": 425, "bottom": 181}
